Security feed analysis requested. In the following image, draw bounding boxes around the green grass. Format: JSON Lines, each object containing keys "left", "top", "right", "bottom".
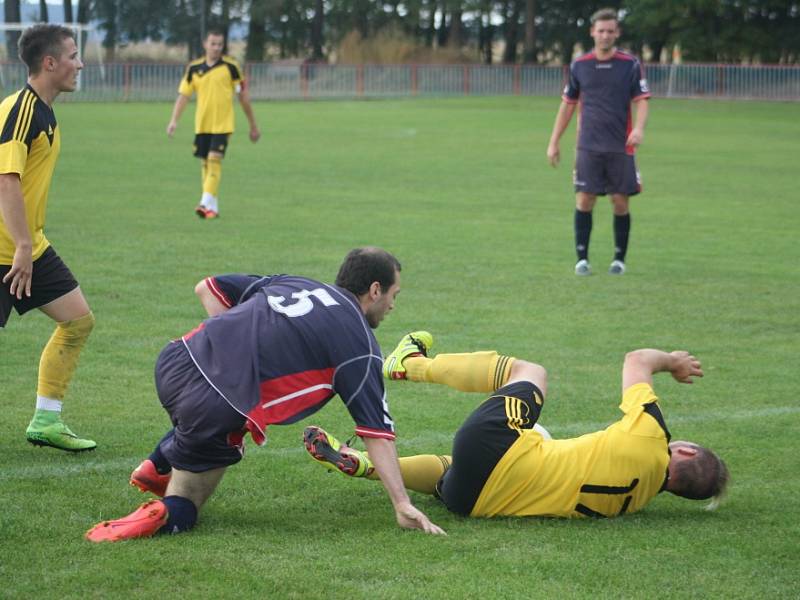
{"left": 1, "top": 96, "right": 798, "bottom": 598}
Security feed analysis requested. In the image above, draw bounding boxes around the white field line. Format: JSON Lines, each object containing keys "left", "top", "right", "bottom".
{"left": 2, "top": 405, "right": 798, "bottom": 482}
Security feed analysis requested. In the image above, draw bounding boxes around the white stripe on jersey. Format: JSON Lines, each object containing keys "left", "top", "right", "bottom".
{"left": 261, "top": 383, "right": 334, "bottom": 409}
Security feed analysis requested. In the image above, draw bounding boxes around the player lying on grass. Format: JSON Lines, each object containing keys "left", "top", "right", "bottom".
{"left": 85, "top": 249, "right": 444, "bottom": 542}
{"left": 304, "top": 332, "right": 729, "bottom": 519}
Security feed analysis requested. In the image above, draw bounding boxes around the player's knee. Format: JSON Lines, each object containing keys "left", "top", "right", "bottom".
{"left": 58, "top": 311, "right": 95, "bottom": 342}
{"left": 194, "top": 278, "right": 208, "bottom": 299}
{"left": 509, "top": 360, "right": 547, "bottom": 396}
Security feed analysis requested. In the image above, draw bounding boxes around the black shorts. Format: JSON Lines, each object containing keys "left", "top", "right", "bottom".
{"left": 193, "top": 133, "right": 230, "bottom": 158}
{"left": 435, "top": 381, "right": 544, "bottom": 516}
{"left": 574, "top": 149, "right": 641, "bottom": 196}
{"left": 155, "top": 341, "right": 248, "bottom": 472}
{"left": 0, "top": 246, "right": 79, "bottom": 328}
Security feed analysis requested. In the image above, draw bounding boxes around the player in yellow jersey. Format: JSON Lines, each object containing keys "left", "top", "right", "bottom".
{"left": 166, "top": 29, "right": 260, "bottom": 219}
{"left": 0, "top": 25, "right": 96, "bottom": 452}
{"left": 305, "top": 332, "right": 729, "bottom": 519}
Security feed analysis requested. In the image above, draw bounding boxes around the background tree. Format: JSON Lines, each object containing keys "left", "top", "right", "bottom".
{"left": 4, "top": 0, "right": 21, "bottom": 60}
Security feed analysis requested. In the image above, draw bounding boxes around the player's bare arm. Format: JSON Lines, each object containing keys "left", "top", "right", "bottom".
{"left": 0, "top": 173, "right": 33, "bottom": 299}
{"left": 622, "top": 349, "right": 704, "bottom": 391}
{"left": 167, "top": 94, "right": 190, "bottom": 137}
{"left": 626, "top": 99, "right": 649, "bottom": 148}
{"left": 547, "top": 101, "right": 576, "bottom": 167}
{"left": 238, "top": 88, "right": 261, "bottom": 143}
{"left": 194, "top": 279, "right": 229, "bottom": 316}
{"left": 363, "top": 436, "right": 446, "bottom": 535}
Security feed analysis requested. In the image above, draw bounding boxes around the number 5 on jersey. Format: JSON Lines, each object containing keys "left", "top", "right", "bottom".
{"left": 268, "top": 288, "right": 340, "bottom": 318}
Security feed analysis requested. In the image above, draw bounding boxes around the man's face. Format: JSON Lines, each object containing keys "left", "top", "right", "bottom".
{"left": 204, "top": 34, "right": 225, "bottom": 62}
{"left": 51, "top": 37, "right": 82, "bottom": 92}
{"left": 364, "top": 271, "right": 401, "bottom": 329}
{"left": 590, "top": 19, "right": 620, "bottom": 53}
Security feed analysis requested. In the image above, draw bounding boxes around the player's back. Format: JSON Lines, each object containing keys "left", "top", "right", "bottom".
{"left": 473, "top": 421, "right": 668, "bottom": 518}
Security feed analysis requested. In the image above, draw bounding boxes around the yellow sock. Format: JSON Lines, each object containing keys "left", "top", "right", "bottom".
{"left": 366, "top": 454, "right": 452, "bottom": 495}
{"left": 37, "top": 312, "right": 95, "bottom": 399}
{"left": 203, "top": 156, "right": 222, "bottom": 196}
{"left": 404, "top": 351, "right": 515, "bottom": 393}
{"left": 200, "top": 159, "right": 208, "bottom": 187}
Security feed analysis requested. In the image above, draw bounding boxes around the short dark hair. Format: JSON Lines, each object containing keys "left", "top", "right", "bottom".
{"left": 18, "top": 24, "right": 75, "bottom": 75}
{"left": 671, "top": 446, "right": 730, "bottom": 501}
{"left": 205, "top": 29, "right": 226, "bottom": 40}
{"left": 590, "top": 8, "right": 619, "bottom": 25}
{"left": 335, "top": 247, "right": 401, "bottom": 296}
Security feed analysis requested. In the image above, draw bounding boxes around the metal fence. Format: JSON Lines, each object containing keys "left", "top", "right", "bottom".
{"left": 1, "top": 62, "right": 798, "bottom": 101}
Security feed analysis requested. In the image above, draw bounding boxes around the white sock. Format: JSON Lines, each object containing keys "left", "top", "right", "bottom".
{"left": 36, "top": 396, "right": 62, "bottom": 412}
{"left": 200, "top": 191, "right": 214, "bottom": 208}
{"left": 206, "top": 195, "right": 219, "bottom": 212}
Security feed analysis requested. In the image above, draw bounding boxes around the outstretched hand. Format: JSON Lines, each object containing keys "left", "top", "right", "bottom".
{"left": 395, "top": 502, "right": 446, "bottom": 535}
{"left": 669, "top": 351, "right": 703, "bottom": 384}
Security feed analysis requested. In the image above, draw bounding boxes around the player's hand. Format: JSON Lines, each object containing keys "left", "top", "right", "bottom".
{"left": 394, "top": 502, "right": 446, "bottom": 535}
{"left": 669, "top": 351, "right": 703, "bottom": 384}
{"left": 249, "top": 126, "right": 261, "bottom": 143}
{"left": 547, "top": 142, "right": 560, "bottom": 167}
{"left": 3, "top": 244, "right": 33, "bottom": 299}
{"left": 626, "top": 128, "right": 644, "bottom": 148}
{"left": 166, "top": 121, "right": 177, "bottom": 137}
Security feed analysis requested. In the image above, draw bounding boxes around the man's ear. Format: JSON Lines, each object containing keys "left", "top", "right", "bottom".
{"left": 368, "top": 281, "right": 382, "bottom": 300}
{"left": 43, "top": 56, "right": 57, "bottom": 72}
{"left": 675, "top": 446, "right": 698, "bottom": 457}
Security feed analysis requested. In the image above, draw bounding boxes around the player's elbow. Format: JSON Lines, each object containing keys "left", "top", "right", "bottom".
{"left": 194, "top": 278, "right": 209, "bottom": 299}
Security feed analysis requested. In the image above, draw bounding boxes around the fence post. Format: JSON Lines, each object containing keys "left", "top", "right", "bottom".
{"left": 357, "top": 64, "right": 364, "bottom": 97}
{"left": 514, "top": 64, "right": 521, "bottom": 95}
{"left": 411, "top": 64, "right": 418, "bottom": 96}
{"left": 124, "top": 63, "right": 131, "bottom": 102}
{"left": 463, "top": 64, "right": 470, "bottom": 95}
{"left": 301, "top": 63, "right": 309, "bottom": 100}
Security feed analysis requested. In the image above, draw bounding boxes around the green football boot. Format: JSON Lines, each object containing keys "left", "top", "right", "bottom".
{"left": 303, "top": 426, "right": 374, "bottom": 477}
{"left": 382, "top": 331, "right": 433, "bottom": 380}
{"left": 26, "top": 415, "right": 97, "bottom": 453}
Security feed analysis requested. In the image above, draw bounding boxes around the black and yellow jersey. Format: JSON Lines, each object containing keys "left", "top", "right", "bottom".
{"left": 0, "top": 84, "right": 60, "bottom": 265}
{"left": 472, "top": 383, "right": 671, "bottom": 518}
{"left": 178, "top": 56, "right": 244, "bottom": 134}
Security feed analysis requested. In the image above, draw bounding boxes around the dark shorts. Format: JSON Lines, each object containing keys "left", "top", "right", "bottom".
{"left": 0, "top": 246, "right": 79, "bottom": 328}
{"left": 435, "top": 381, "right": 544, "bottom": 516}
{"left": 193, "top": 133, "right": 230, "bottom": 158}
{"left": 574, "top": 149, "right": 641, "bottom": 196}
{"left": 155, "top": 341, "right": 247, "bottom": 472}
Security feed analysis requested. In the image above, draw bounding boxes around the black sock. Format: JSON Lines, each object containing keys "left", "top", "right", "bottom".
{"left": 149, "top": 429, "right": 175, "bottom": 475}
{"left": 160, "top": 496, "right": 198, "bottom": 534}
{"left": 613, "top": 213, "right": 631, "bottom": 262}
{"left": 574, "top": 209, "right": 592, "bottom": 261}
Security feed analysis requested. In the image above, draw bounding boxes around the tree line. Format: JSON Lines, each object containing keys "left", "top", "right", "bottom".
{"left": 4, "top": 0, "right": 799, "bottom": 64}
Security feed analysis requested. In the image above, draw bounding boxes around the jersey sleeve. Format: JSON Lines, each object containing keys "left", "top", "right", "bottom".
{"left": 617, "top": 383, "right": 670, "bottom": 441}
{"left": 204, "top": 274, "right": 276, "bottom": 308}
{"left": 334, "top": 356, "right": 396, "bottom": 440}
{"left": 562, "top": 62, "right": 580, "bottom": 104}
{"left": 630, "top": 59, "right": 651, "bottom": 101}
{"left": 0, "top": 93, "right": 38, "bottom": 175}
{"left": 226, "top": 58, "right": 244, "bottom": 91}
{"left": 178, "top": 65, "right": 194, "bottom": 97}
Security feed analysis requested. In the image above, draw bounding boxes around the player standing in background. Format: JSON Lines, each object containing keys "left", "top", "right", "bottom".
{"left": 166, "top": 29, "right": 260, "bottom": 219}
{"left": 305, "top": 332, "right": 729, "bottom": 519}
{"left": 0, "top": 24, "right": 96, "bottom": 452}
{"left": 86, "top": 248, "right": 445, "bottom": 542}
{"left": 547, "top": 8, "right": 650, "bottom": 276}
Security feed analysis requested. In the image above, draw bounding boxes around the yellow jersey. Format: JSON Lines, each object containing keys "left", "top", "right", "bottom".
{"left": 0, "top": 85, "right": 60, "bottom": 265}
{"left": 472, "top": 383, "right": 671, "bottom": 518}
{"left": 178, "top": 56, "right": 244, "bottom": 134}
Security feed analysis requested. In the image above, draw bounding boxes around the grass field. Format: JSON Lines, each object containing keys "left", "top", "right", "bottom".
{"left": 1, "top": 96, "right": 798, "bottom": 598}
